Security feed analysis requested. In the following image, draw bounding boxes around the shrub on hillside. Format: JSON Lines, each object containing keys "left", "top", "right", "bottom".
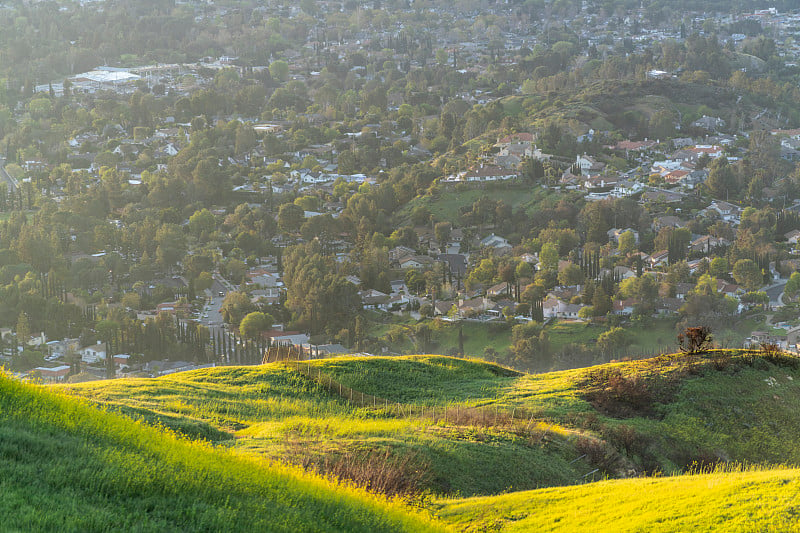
{"left": 584, "top": 368, "right": 654, "bottom": 417}
{"left": 678, "top": 326, "right": 713, "bottom": 354}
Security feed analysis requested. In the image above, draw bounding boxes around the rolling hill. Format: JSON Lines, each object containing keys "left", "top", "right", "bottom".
{"left": 8, "top": 349, "right": 800, "bottom": 530}
{"left": 0, "top": 370, "right": 444, "bottom": 532}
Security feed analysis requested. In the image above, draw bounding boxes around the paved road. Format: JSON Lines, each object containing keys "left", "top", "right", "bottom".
{"left": 0, "top": 158, "right": 18, "bottom": 192}
{"left": 197, "top": 273, "right": 235, "bottom": 336}
{"left": 764, "top": 281, "right": 786, "bottom": 306}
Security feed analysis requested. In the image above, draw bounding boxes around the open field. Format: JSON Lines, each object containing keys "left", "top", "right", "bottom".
{"left": 396, "top": 185, "right": 577, "bottom": 225}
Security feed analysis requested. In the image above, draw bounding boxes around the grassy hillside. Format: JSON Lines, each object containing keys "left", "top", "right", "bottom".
{"left": 62, "top": 362, "right": 591, "bottom": 497}
{"left": 436, "top": 466, "right": 800, "bottom": 532}
{"left": 395, "top": 185, "right": 576, "bottom": 226}
{"left": 61, "top": 350, "right": 800, "bottom": 503}
{"left": 0, "top": 371, "right": 444, "bottom": 532}
{"left": 311, "top": 351, "right": 800, "bottom": 476}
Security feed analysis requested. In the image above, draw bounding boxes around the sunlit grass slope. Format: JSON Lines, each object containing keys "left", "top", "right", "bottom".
{"left": 437, "top": 467, "right": 800, "bottom": 532}
{"left": 62, "top": 351, "right": 800, "bottom": 498}
{"left": 323, "top": 352, "right": 800, "bottom": 471}
{"left": 63, "top": 361, "right": 590, "bottom": 496}
{"left": 0, "top": 372, "right": 445, "bottom": 532}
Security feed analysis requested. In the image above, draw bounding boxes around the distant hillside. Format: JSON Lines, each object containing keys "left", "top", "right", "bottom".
{"left": 437, "top": 466, "right": 800, "bottom": 532}
{"left": 0, "top": 371, "right": 443, "bottom": 532}
{"left": 509, "top": 79, "right": 744, "bottom": 136}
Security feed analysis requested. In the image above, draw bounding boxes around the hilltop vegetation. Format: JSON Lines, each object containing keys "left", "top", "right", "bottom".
{"left": 0, "top": 370, "right": 443, "bottom": 532}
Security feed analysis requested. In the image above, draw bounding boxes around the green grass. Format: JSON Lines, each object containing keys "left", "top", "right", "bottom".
{"left": 546, "top": 321, "right": 605, "bottom": 353}
{"left": 436, "top": 466, "right": 800, "bottom": 532}
{"left": 53, "top": 349, "right": 800, "bottom": 521}
{"left": 432, "top": 321, "right": 512, "bottom": 358}
{"left": 396, "top": 186, "right": 576, "bottom": 225}
{"left": 312, "top": 351, "right": 800, "bottom": 474}
{"left": 316, "top": 355, "right": 520, "bottom": 404}
{"left": 0, "top": 370, "right": 444, "bottom": 532}
{"left": 61, "top": 362, "right": 588, "bottom": 496}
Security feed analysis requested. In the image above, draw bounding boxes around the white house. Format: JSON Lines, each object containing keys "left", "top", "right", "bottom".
{"left": 576, "top": 154, "right": 605, "bottom": 175}
{"left": 359, "top": 289, "right": 390, "bottom": 310}
{"left": 785, "top": 230, "right": 800, "bottom": 244}
{"left": 80, "top": 342, "right": 107, "bottom": 363}
{"left": 480, "top": 233, "right": 510, "bottom": 248}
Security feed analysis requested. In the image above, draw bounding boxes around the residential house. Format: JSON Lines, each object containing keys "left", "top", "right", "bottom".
{"left": 716, "top": 280, "right": 743, "bottom": 299}
{"left": 664, "top": 169, "right": 690, "bottom": 184}
{"left": 79, "top": 342, "right": 107, "bottom": 363}
{"left": 267, "top": 331, "right": 310, "bottom": 346}
{"left": 389, "top": 246, "right": 416, "bottom": 262}
{"left": 707, "top": 201, "right": 741, "bottom": 223}
{"left": 46, "top": 338, "right": 81, "bottom": 358}
{"left": 457, "top": 297, "right": 492, "bottom": 317}
{"left": 649, "top": 250, "right": 670, "bottom": 267}
{"left": 609, "top": 139, "right": 658, "bottom": 152}
{"left": 688, "top": 145, "right": 724, "bottom": 159}
{"left": 576, "top": 154, "right": 605, "bottom": 175}
{"left": 613, "top": 298, "right": 637, "bottom": 316}
{"left": 460, "top": 164, "right": 518, "bottom": 182}
{"left": 497, "top": 132, "right": 535, "bottom": 146}
{"left": 543, "top": 295, "right": 583, "bottom": 319}
{"left": 785, "top": 229, "right": 800, "bottom": 244}
{"left": 345, "top": 275, "right": 362, "bottom": 286}
{"left": 250, "top": 288, "right": 282, "bottom": 305}
{"left": 387, "top": 293, "right": 412, "bottom": 310}
{"left": 692, "top": 116, "right": 726, "bottom": 131}
{"left": 436, "top": 253, "right": 468, "bottom": 277}
{"left": 652, "top": 215, "right": 686, "bottom": 232}
{"left": 612, "top": 266, "right": 637, "bottom": 280}
{"left": 398, "top": 255, "right": 435, "bottom": 269}
{"left": 543, "top": 296, "right": 565, "bottom": 319}
{"left": 480, "top": 233, "right": 510, "bottom": 249}
{"left": 657, "top": 298, "right": 683, "bottom": 315}
{"left": 584, "top": 174, "right": 619, "bottom": 190}
{"left": 359, "top": 289, "right": 390, "bottom": 310}
{"left": 156, "top": 301, "right": 190, "bottom": 316}
{"left": 486, "top": 282, "right": 510, "bottom": 298}
{"left": 675, "top": 283, "right": 695, "bottom": 300}
{"left": 744, "top": 331, "right": 788, "bottom": 350}
{"left": 607, "top": 228, "right": 640, "bottom": 245}
{"left": 113, "top": 354, "right": 132, "bottom": 368}
{"left": 560, "top": 303, "right": 583, "bottom": 319}
{"left": 689, "top": 235, "right": 730, "bottom": 253}
{"left": 641, "top": 190, "right": 684, "bottom": 203}
{"left": 495, "top": 154, "right": 521, "bottom": 168}
{"left": 247, "top": 268, "right": 281, "bottom": 287}
{"left": 33, "top": 365, "right": 71, "bottom": 382}
{"left": 434, "top": 301, "right": 456, "bottom": 316}
{"left": 498, "top": 142, "right": 533, "bottom": 159}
